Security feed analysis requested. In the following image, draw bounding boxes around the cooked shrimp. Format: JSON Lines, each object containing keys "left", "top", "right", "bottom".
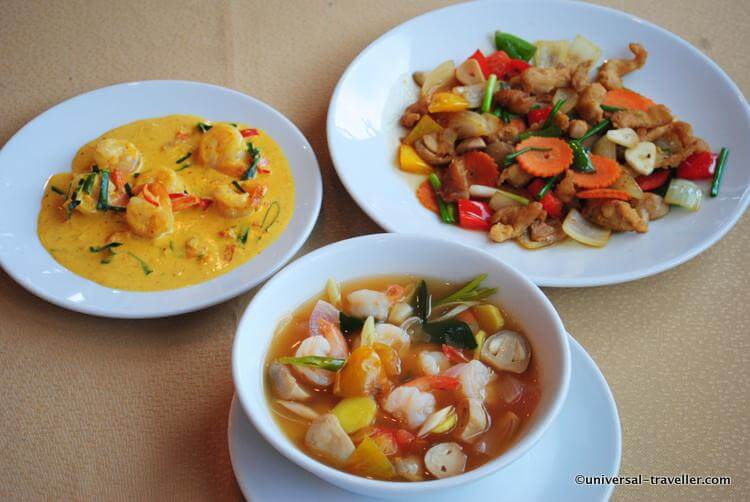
{"left": 417, "top": 351, "right": 450, "bottom": 376}
{"left": 373, "top": 323, "right": 410, "bottom": 353}
{"left": 125, "top": 182, "right": 174, "bottom": 239}
{"left": 317, "top": 318, "right": 349, "bottom": 359}
{"left": 383, "top": 385, "right": 437, "bottom": 429}
{"left": 212, "top": 181, "right": 267, "bottom": 218}
{"left": 442, "top": 360, "right": 493, "bottom": 401}
{"left": 293, "top": 335, "right": 335, "bottom": 387}
{"left": 198, "top": 123, "right": 248, "bottom": 177}
{"left": 133, "top": 166, "right": 185, "bottom": 194}
{"left": 346, "top": 289, "right": 390, "bottom": 321}
{"left": 93, "top": 138, "right": 143, "bottom": 175}
{"left": 268, "top": 361, "right": 310, "bottom": 401}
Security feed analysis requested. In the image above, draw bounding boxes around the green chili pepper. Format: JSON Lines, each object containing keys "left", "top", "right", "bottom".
{"left": 481, "top": 74, "right": 497, "bottom": 114}
{"left": 277, "top": 356, "right": 346, "bottom": 372}
{"left": 600, "top": 105, "right": 624, "bottom": 113}
{"left": 569, "top": 140, "right": 596, "bottom": 173}
{"left": 495, "top": 31, "right": 537, "bottom": 61}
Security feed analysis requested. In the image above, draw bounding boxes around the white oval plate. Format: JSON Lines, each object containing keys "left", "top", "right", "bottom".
{"left": 228, "top": 334, "right": 621, "bottom": 501}
{"left": 327, "top": 0, "right": 750, "bottom": 287}
{"left": 0, "top": 81, "right": 322, "bottom": 318}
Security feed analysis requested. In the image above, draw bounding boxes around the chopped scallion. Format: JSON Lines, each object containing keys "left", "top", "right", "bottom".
{"left": 481, "top": 74, "right": 497, "bottom": 114}
{"left": 175, "top": 152, "right": 192, "bottom": 164}
{"left": 126, "top": 251, "right": 153, "bottom": 275}
{"left": 197, "top": 122, "right": 213, "bottom": 133}
{"left": 96, "top": 170, "right": 110, "bottom": 210}
{"left": 710, "top": 147, "right": 729, "bottom": 197}
{"left": 50, "top": 186, "right": 65, "bottom": 196}
{"left": 90, "top": 242, "right": 123, "bottom": 253}
{"left": 232, "top": 180, "right": 246, "bottom": 193}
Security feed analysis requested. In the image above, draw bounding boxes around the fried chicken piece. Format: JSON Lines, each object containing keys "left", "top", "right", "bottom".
{"left": 414, "top": 129, "right": 457, "bottom": 165}
{"left": 567, "top": 119, "right": 589, "bottom": 139}
{"left": 582, "top": 200, "right": 648, "bottom": 233}
{"left": 520, "top": 66, "right": 572, "bottom": 95}
{"left": 489, "top": 202, "right": 545, "bottom": 242}
{"left": 575, "top": 83, "right": 607, "bottom": 123}
{"left": 484, "top": 140, "right": 515, "bottom": 166}
{"left": 612, "top": 105, "right": 673, "bottom": 129}
{"left": 597, "top": 43, "right": 648, "bottom": 90}
{"left": 571, "top": 61, "right": 594, "bottom": 92}
{"left": 497, "top": 163, "right": 533, "bottom": 188}
{"left": 555, "top": 169, "right": 577, "bottom": 204}
{"left": 553, "top": 112, "right": 570, "bottom": 133}
{"left": 400, "top": 98, "right": 429, "bottom": 128}
{"left": 529, "top": 218, "right": 566, "bottom": 244}
{"left": 442, "top": 157, "right": 470, "bottom": 202}
{"left": 494, "top": 88, "right": 535, "bottom": 115}
{"left": 633, "top": 193, "right": 669, "bottom": 221}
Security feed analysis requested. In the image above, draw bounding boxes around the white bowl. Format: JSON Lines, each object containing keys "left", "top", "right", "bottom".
{"left": 327, "top": 0, "right": 750, "bottom": 287}
{"left": 232, "top": 233, "right": 571, "bottom": 498}
{"left": 0, "top": 80, "right": 322, "bottom": 318}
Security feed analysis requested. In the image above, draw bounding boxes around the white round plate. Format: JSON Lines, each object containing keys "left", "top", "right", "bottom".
{"left": 327, "top": 0, "right": 750, "bottom": 287}
{"left": 0, "top": 81, "right": 322, "bottom": 318}
{"left": 228, "top": 334, "right": 621, "bottom": 501}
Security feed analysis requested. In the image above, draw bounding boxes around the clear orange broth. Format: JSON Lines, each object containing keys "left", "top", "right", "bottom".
{"left": 264, "top": 276, "right": 541, "bottom": 481}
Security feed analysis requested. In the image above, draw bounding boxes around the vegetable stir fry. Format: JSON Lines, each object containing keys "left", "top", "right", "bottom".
{"left": 399, "top": 32, "right": 729, "bottom": 248}
{"left": 265, "top": 276, "right": 540, "bottom": 481}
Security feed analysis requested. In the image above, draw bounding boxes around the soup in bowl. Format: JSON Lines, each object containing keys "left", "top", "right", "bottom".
{"left": 233, "top": 234, "right": 570, "bottom": 497}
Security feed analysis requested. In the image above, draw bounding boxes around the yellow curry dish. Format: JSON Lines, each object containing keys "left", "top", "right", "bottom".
{"left": 37, "top": 115, "right": 294, "bottom": 291}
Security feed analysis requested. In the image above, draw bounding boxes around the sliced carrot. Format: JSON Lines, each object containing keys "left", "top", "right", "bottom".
{"left": 602, "top": 88, "right": 655, "bottom": 111}
{"left": 515, "top": 137, "right": 573, "bottom": 177}
{"left": 576, "top": 188, "right": 631, "bottom": 201}
{"left": 464, "top": 151, "right": 499, "bottom": 186}
{"left": 571, "top": 155, "right": 622, "bottom": 189}
{"left": 416, "top": 179, "right": 438, "bottom": 213}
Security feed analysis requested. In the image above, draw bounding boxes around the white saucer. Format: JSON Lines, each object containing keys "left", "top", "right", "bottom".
{"left": 228, "top": 335, "right": 621, "bottom": 501}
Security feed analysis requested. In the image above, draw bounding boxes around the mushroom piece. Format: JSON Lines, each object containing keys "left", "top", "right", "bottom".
{"left": 305, "top": 414, "right": 356, "bottom": 465}
{"left": 455, "top": 398, "right": 490, "bottom": 442}
{"left": 455, "top": 58, "right": 486, "bottom": 85}
{"left": 394, "top": 456, "right": 424, "bottom": 481}
{"left": 276, "top": 400, "right": 319, "bottom": 421}
{"left": 414, "top": 133, "right": 453, "bottom": 166}
{"left": 455, "top": 137, "right": 486, "bottom": 154}
{"left": 480, "top": 331, "right": 531, "bottom": 374}
{"left": 268, "top": 361, "right": 311, "bottom": 401}
{"left": 424, "top": 442, "right": 467, "bottom": 479}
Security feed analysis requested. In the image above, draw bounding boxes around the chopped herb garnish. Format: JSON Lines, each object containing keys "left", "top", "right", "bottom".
{"left": 435, "top": 274, "right": 494, "bottom": 306}
{"left": 600, "top": 104, "right": 624, "bottom": 113}
{"left": 107, "top": 205, "right": 126, "bottom": 212}
{"left": 90, "top": 242, "right": 123, "bottom": 253}
{"left": 242, "top": 141, "right": 261, "bottom": 180}
{"left": 232, "top": 180, "right": 246, "bottom": 193}
{"left": 126, "top": 252, "right": 152, "bottom": 275}
{"left": 259, "top": 201, "right": 280, "bottom": 233}
{"left": 230, "top": 123, "right": 238, "bottom": 128}
{"left": 175, "top": 163, "right": 191, "bottom": 172}
{"left": 710, "top": 147, "right": 730, "bottom": 197}
{"left": 124, "top": 183, "right": 133, "bottom": 197}
{"left": 504, "top": 147, "right": 551, "bottom": 167}
{"left": 66, "top": 199, "right": 81, "bottom": 218}
{"left": 133, "top": 172, "right": 140, "bottom": 178}
{"left": 197, "top": 122, "right": 213, "bottom": 133}
{"left": 82, "top": 173, "right": 97, "bottom": 194}
{"left": 537, "top": 175, "right": 560, "bottom": 199}
{"left": 175, "top": 152, "right": 192, "bottom": 164}
{"left": 518, "top": 123, "right": 562, "bottom": 140}
{"left": 50, "top": 186, "right": 66, "bottom": 196}
{"left": 238, "top": 227, "right": 250, "bottom": 244}
{"left": 543, "top": 99, "right": 567, "bottom": 129}
{"left": 96, "top": 170, "right": 110, "bottom": 210}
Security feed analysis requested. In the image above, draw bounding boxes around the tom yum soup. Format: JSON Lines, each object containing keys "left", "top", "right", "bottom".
{"left": 264, "top": 275, "right": 540, "bottom": 481}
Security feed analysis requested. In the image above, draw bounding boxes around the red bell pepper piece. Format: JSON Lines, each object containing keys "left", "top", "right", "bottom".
{"left": 676, "top": 151, "right": 716, "bottom": 180}
{"left": 240, "top": 128, "right": 259, "bottom": 138}
{"left": 504, "top": 58, "right": 531, "bottom": 77}
{"left": 527, "top": 179, "right": 563, "bottom": 219}
{"left": 457, "top": 199, "right": 492, "bottom": 231}
{"left": 635, "top": 169, "right": 671, "bottom": 191}
{"left": 469, "top": 49, "right": 490, "bottom": 78}
{"left": 442, "top": 344, "right": 469, "bottom": 363}
{"left": 527, "top": 106, "right": 552, "bottom": 126}
{"left": 485, "top": 51, "right": 511, "bottom": 77}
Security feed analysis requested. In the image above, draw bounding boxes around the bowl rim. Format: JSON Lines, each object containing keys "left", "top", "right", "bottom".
{"left": 0, "top": 79, "right": 323, "bottom": 318}
{"left": 232, "top": 232, "right": 571, "bottom": 494}
{"left": 325, "top": 0, "right": 750, "bottom": 288}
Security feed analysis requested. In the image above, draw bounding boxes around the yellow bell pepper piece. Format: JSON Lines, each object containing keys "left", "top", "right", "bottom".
{"left": 472, "top": 304, "right": 505, "bottom": 333}
{"left": 332, "top": 396, "right": 377, "bottom": 433}
{"left": 346, "top": 437, "right": 396, "bottom": 480}
{"left": 428, "top": 92, "right": 470, "bottom": 113}
{"left": 398, "top": 144, "right": 432, "bottom": 175}
{"left": 473, "top": 330, "right": 487, "bottom": 360}
{"left": 334, "top": 345, "right": 388, "bottom": 397}
{"left": 403, "top": 115, "right": 443, "bottom": 145}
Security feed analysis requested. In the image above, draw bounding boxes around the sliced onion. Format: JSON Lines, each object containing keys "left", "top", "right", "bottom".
{"left": 469, "top": 184, "right": 499, "bottom": 199}
{"left": 592, "top": 136, "right": 617, "bottom": 160}
{"left": 489, "top": 189, "right": 531, "bottom": 210}
{"left": 432, "top": 303, "right": 473, "bottom": 322}
{"left": 452, "top": 84, "right": 484, "bottom": 108}
{"left": 611, "top": 172, "right": 645, "bottom": 200}
{"left": 422, "top": 61, "right": 456, "bottom": 97}
{"left": 325, "top": 278, "right": 342, "bottom": 309}
{"left": 552, "top": 87, "right": 578, "bottom": 114}
{"left": 277, "top": 400, "right": 319, "bottom": 421}
{"left": 665, "top": 179, "right": 702, "bottom": 212}
{"left": 400, "top": 316, "right": 424, "bottom": 340}
{"left": 309, "top": 300, "right": 339, "bottom": 337}
{"left": 562, "top": 209, "right": 611, "bottom": 247}
{"left": 567, "top": 34, "right": 602, "bottom": 65}
{"left": 516, "top": 229, "right": 561, "bottom": 249}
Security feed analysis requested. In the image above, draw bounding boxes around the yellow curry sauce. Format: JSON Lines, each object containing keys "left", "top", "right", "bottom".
{"left": 37, "top": 115, "right": 294, "bottom": 291}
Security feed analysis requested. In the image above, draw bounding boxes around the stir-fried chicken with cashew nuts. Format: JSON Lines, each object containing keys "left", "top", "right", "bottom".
{"left": 398, "top": 31, "right": 730, "bottom": 248}
{"left": 265, "top": 275, "right": 540, "bottom": 481}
